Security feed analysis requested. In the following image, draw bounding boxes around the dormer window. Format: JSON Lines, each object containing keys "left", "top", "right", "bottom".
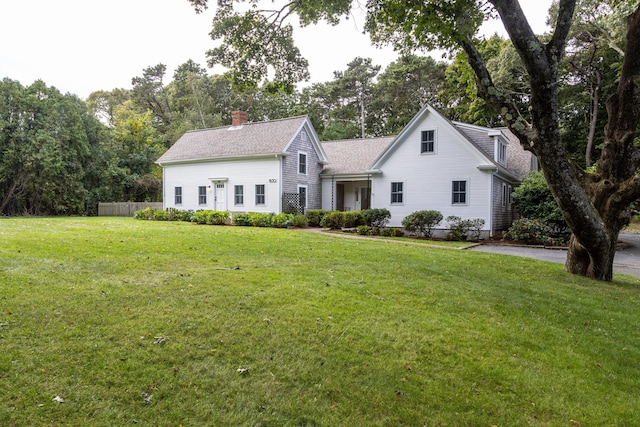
{"left": 495, "top": 138, "right": 507, "bottom": 165}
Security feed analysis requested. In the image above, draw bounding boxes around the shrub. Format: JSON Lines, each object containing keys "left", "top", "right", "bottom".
{"left": 292, "top": 214, "right": 308, "bottom": 228}
{"left": 401, "top": 210, "right": 443, "bottom": 238}
{"left": 153, "top": 209, "right": 168, "bottom": 221}
{"left": 506, "top": 218, "right": 554, "bottom": 245}
{"left": 192, "top": 210, "right": 230, "bottom": 225}
{"left": 446, "top": 215, "right": 471, "bottom": 240}
{"left": 343, "top": 211, "right": 365, "bottom": 228}
{"left": 191, "top": 210, "right": 209, "bottom": 224}
{"left": 306, "top": 210, "right": 328, "bottom": 227}
{"left": 466, "top": 218, "right": 485, "bottom": 242}
{"left": 380, "top": 228, "right": 395, "bottom": 237}
{"left": 233, "top": 213, "right": 252, "bottom": 226}
{"left": 320, "top": 211, "right": 345, "bottom": 229}
{"left": 271, "top": 213, "right": 294, "bottom": 228}
{"left": 209, "top": 210, "right": 231, "bottom": 225}
{"left": 165, "top": 207, "right": 179, "bottom": 221}
{"left": 357, "top": 225, "right": 372, "bottom": 235}
{"left": 134, "top": 207, "right": 155, "bottom": 220}
{"left": 512, "top": 171, "right": 567, "bottom": 232}
{"left": 249, "top": 212, "right": 273, "bottom": 227}
{"left": 362, "top": 208, "right": 391, "bottom": 229}
{"left": 388, "top": 227, "right": 404, "bottom": 237}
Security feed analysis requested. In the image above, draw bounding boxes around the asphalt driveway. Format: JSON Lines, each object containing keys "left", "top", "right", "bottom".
{"left": 469, "top": 231, "right": 640, "bottom": 278}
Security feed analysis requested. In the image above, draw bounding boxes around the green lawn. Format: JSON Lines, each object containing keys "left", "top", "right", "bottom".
{"left": 1, "top": 217, "right": 639, "bottom": 426}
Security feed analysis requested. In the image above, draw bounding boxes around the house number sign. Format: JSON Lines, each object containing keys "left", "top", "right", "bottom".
{"left": 269, "top": 179, "right": 277, "bottom": 183}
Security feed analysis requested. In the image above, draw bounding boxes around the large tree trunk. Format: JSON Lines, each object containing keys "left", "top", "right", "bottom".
{"left": 565, "top": 232, "right": 618, "bottom": 281}
{"left": 478, "top": 0, "right": 640, "bottom": 281}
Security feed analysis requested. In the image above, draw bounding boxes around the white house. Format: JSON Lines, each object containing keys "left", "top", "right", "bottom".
{"left": 156, "top": 111, "right": 328, "bottom": 214}
{"left": 157, "top": 105, "right": 535, "bottom": 235}
{"left": 320, "top": 104, "right": 535, "bottom": 235}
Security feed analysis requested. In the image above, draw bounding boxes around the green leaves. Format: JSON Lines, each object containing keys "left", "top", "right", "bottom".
{"left": 208, "top": 9, "right": 309, "bottom": 92}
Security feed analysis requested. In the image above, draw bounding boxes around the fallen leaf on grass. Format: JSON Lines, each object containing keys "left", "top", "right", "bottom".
{"left": 237, "top": 368, "right": 250, "bottom": 375}
{"left": 154, "top": 336, "right": 168, "bottom": 345}
{"left": 52, "top": 396, "right": 64, "bottom": 403}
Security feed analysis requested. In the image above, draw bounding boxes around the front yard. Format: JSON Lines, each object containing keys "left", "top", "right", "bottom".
{"left": 1, "top": 217, "right": 639, "bottom": 425}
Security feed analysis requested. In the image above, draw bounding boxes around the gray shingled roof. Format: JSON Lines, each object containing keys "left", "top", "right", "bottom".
{"left": 500, "top": 127, "right": 537, "bottom": 180}
{"left": 453, "top": 122, "right": 495, "bottom": 158}
{"left": 157, "top": 116, "right": 308, "bottom": 163}
{"left": 321, "top": 136, "right": 395, "bottom": 175}
{"left": 453, "top": 121, "right": 530, "bottom": 181}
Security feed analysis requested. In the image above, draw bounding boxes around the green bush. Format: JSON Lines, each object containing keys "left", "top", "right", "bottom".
{"left": 292, "top": 214, "right": 308, "bottom": 228}
{"left": 506, "top": 218, "right": 554, "bottom": 245}
{"left": 191, "top": 210, "right": 208, "bottom": 224}
{"left": 306, "top": 210, "right": 328, "bottom": 227}
{"left": 343, "top": 211, "right": 365, "bottom": 228}
{"left": 362, "top": 208, "right": 391, "bottom": 229}
{"left": 153, "top": 209, "right": 168, "bottom": 221}
{"left": 512, "top": 171, "right": 567, "bottom": 232}
{"left": 466, "top": 218, "right": 485, "bottom": 242}
{"left": 357, "top": 225, "right": 372, "bottom": 235}
{"left": 271, "top": 213, "right": 294, "bottom": 228}
{"left": 134, "top": 207, "right": 155, "bottom": 220}
{"left": 320, "top": 211, "right": 345, "bottom": 229}
{"left": 192, "top": 210, "right": 230, "bottom": 225}
{"left": 233, "top": 213, "right": 252, "bottom": 226}
{"left": 380, "top": 228, "right": 394, "bottom": 237}
{"left": 446, "top": 215, "right": 471, "bottom": 240}
{"left": 249, "top": 212, "right": 273, "bottom": 227}
{"left": 388, "top": 227, "right": 404, "bottom": 237}
{"left": 401, "top": 210, "right": 443, "bottom": 238}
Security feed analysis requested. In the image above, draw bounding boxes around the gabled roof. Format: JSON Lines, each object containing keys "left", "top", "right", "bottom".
{"left": 157, "top": 116, "right": 327, "bottom": 164}
{"left": 320, "top": 136, "right": 395, "bottom": 176}
{"left": 370, "top": 104, "right": 522, "bottom": 182}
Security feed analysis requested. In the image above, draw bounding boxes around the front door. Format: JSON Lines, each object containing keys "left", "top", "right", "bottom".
{"left": 214, "top": 183, "right": 226, "bottom": 211}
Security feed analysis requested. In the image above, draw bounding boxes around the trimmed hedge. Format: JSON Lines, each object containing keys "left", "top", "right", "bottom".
{"left": 134, "top": 208, "right": 304, "bottom": 229}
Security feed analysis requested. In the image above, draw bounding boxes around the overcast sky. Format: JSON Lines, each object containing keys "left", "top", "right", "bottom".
{"left": 0, "top": 0, "right": 552, "bottom": 100}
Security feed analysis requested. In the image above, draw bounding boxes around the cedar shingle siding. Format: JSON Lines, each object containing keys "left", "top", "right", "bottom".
{"left": 282, "top": 132, "right": 322, "bottom": 210}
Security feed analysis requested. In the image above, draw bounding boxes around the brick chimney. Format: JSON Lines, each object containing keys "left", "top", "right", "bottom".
{"left": 231, "top": 110, "right": 248, "bottom": 126}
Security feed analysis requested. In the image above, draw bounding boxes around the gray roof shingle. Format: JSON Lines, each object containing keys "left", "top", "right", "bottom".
{"left": 157, "top": 116, "right": 308, "bottom": 163}
{"left": 321, "top": 137, "right": 395, "bottom": 175}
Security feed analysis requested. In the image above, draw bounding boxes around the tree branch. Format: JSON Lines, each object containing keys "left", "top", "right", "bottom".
{"left": 547, "top": 0, "right": 577, "bottom": 60}
{"left": 459, "top": 37, "right": 533, "bottom": 149}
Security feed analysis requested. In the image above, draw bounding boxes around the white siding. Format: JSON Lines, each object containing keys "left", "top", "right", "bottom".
{"left": 163, "top": 158, "right": 282, "bottom": 213}
{"left": 371, "top": 115, "right": 494, "bottom": 228}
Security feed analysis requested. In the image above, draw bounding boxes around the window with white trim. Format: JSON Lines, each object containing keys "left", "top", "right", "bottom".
{"left": 255, "top": 184, "right": 265, "bottom": 205}
{"left": 497, "top": 141, "right": 507, "bottom": 164}
{"left": 421, "top": 130, "right": 435, "bottom": 153}
{"left": 452, "top": 180, "right": 467, "bottom": 204}
{"left": 175, "top": 187, "right": 182, "bottom": 205}
{"left": 298, "top": 152, "right": 307, "bottom": 174}
{"left": 502, "top": 183, "right": 507, "bottom": 207}
{"left": 234, "top": 185, "right": 244, "bottom": 205}
{"left": 391, "top": 182, "right": 404, "bottom": 204}
{"left": 198, "top": 186, "right": 207, "bottom": 205}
